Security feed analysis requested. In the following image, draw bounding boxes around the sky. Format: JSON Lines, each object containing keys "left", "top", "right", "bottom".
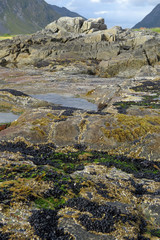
{"left": 45, "top": 0, "right": 159, "bottom": 28}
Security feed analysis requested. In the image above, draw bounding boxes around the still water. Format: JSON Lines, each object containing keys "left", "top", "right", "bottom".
{"left": 0, "top": 112, "right": 19, "bottom": 123}
{"left": 32, "top": 93, "right": 97, "bottom": 111}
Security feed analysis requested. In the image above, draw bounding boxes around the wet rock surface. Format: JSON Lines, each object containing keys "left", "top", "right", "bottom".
{"left": 0, "top": 18, "right": 159, "bottom": 240}
{"left": 0, "top": 140, "right": 159, "bottom": 239}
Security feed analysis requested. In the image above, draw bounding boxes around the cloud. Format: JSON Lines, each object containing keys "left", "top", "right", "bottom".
{"left": 46, "top": 0, "right": 159, "bottom": 28}
{"left": 89, "top": 0, "right": 160, "bottom": 5}
{"left": 90, "top": 0, "right": 101, "bottom": 2}
{"left": 65, "top": 0, "right": 77, "bottom": 11}
{"left": 94, "top": 10, "right": 109, "bottom": 15}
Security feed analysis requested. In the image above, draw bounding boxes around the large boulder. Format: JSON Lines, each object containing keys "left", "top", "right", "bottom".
{"left": 80, "top": 17, "right": 107, "bottom": 33}
{"left": 45, "top": 17, "right": 85, "bottom": 34}
{"left": 45, "top": 16, "right": 107, "bottom": 34}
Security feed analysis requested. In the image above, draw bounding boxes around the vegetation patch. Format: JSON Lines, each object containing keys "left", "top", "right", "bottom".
{"left": 134, "top": 28, "right": 160, "bottom": 33}
{"left": 0, "top": 140, "right": 159, "bottom": 238}
{"left": 0, "top": 141, "right": 159, "bottom": 182}
{"left": 131, "top": 81, "right": 160, "bottom": 93}
{"left": 102, "top": 114, "right": 160, "bottom": 142}
{"left": 114, "top": 96, "right": 160, "bottom": 114}
{"left": 150, "top": 229, "right": 160, "bottom": 237}
{"left": 113, "top": 80, "right": 160, "bottom": 113}
{"left": 114, "top": 79, "right": 160, "bottom": 113}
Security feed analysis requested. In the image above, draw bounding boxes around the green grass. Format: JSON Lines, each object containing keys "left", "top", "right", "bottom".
{"left": 133, "top": 28, "right": 160, "bottom": 33}
{"left": 150, "top": 28, "right": 160, "bottom": 33}
{"left": 0, "top": 33, "right": 17, "bottom": 40}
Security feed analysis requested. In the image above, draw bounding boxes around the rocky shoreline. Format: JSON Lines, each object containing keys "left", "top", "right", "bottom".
{"left": 0, "top": 17, "right": 159, "bottom": 239}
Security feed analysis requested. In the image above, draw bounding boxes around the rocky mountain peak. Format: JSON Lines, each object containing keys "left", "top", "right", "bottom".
{"left": 0, "top": 0, "right": 83, "bottom": 34}
{"left": 133, "top": 3, "right": 160, "bottom": 28}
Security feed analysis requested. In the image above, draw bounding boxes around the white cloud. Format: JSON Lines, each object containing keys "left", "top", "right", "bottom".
{"left": 94, "top": 10, "right": 109, "bottom": 15}
{"left": 90, "top": 0, "right": 101, "bottom": 2}
{"left": 46, "top": 0, "right": 159, "bottom": 28}
{"left": 65, "top": 0, "right": 77, "bottom": 11}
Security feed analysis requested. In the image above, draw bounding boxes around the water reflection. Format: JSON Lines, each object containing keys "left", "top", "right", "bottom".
{"left": 0, "top": 112, "right": 19, "bottom": 123}
{"left": 32, "top": 93, "right": 97, "bottom": 111}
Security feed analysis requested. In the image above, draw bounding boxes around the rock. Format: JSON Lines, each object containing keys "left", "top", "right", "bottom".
{"left": 0, "top": 107, "right": 159, "bottom": 161}
{"left": 0, "top": 89, "right": 52, "bottom": 113}
{"left": 0, "top": 18, "right": 160, "bottom": 77}
{"left": 45, "top": 16, "right": 85, "bottom": 34}
{"left": 135, "top": 65, "right": 160, "bottom": 78}
{"left": 0, "top": 143, "right": 159, "bottom": 239}
{"left": 81, "top": 17, "right": 107, "bottom": 33}
{"left": 45, "top": 17, "right": 107, "bottom": 34}
{"left": 0, "top": 18, "right": 159, "bottom": 240}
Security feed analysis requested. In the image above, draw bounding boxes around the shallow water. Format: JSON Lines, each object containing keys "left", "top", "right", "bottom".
{"left": 32, "top": 93, "right": 97, "bottom": 111}
{"left": 0, "top": 112, "right": 19, "bottom": 123}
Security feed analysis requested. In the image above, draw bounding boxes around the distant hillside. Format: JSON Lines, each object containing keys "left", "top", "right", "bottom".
{"left": 50, "top": 5, "right": 84, "bottom": 18}
{"left": 0, "top": 0, "right": 83, "bottom": 35}
{"left": 133, "top": 4, "right": 160, "bottom": 28}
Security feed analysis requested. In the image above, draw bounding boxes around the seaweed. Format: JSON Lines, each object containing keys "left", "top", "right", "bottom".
{"left": 29, "top": 209, "right": 73, "bottom": 240}
{"left": 66, "top": 197, "right": 138, "bottom": 234}
{"left": 0, "top": 89, "right": 29, "bottom": 97}
{"left": 150, "top": 229, "right": 160, "bottom": 237}
{"left": 131, "top": 81, "right": 160, "bottom": 93}
{"left": 0, "top": 141, "right": 159, "bottom": 181}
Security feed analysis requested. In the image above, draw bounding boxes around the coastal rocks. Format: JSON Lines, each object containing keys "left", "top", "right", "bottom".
{"left": 45, "top": 16, "right": 107, "bottom": 34}
{"left": 80, "top": 17, "right": 107, "bottom": 33}
{"left": 0, "top": 17, "right": 159, "bottom": 240}
{"left": 0, "top": 89, "right": 52, "bottom": 113}
{"left": 0, "top": 107, "right": 160, "bottom": 161}
{"left": 0, "top": 141, "right": 159, "bottom": 239}
{"left": 0, "top": 18, "right": 159, "bottom": 76}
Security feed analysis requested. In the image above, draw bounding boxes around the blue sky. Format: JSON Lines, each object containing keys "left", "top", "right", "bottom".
{"left": 46, "top": 0, "right": 159, "bottom": 28}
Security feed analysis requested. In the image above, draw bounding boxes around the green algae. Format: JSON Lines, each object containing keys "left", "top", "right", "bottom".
{"left": 0, "top": 141, "right": 159, "bottom": 213}
{"left": 114, "top": 95, "right": 160, "bottom": 114}
{"left": 131, "top": 80, "right": 160, "bottom": 93}
{"left": 34, "top": 197, "right": 66, "bottom": 210}
{"left": 150, "top": 229, "right": 160, "bottom": 237}
{"left": 114, "top": 79, "right": 160, "bottom": 113}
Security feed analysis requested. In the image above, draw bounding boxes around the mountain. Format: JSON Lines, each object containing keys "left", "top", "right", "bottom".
{"left": 133, "top": 4, "right": 160, "bottom": 28}
{"left": 0, "top": 0, "right": 82, "bottom": 35}
{"left": 50, "top": 5, "right": 84, "bottom": 18}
